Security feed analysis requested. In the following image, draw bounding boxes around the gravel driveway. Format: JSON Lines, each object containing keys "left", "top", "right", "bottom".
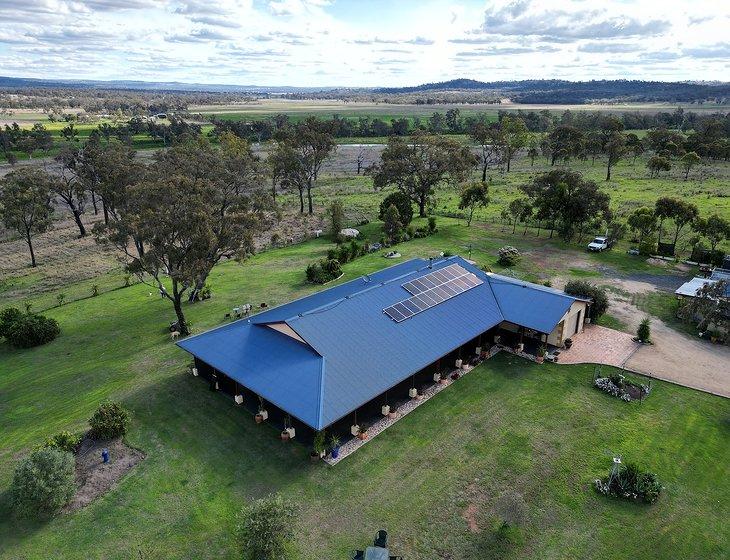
{"left": 606, "top": 279, "right": 730, "bottom": 398}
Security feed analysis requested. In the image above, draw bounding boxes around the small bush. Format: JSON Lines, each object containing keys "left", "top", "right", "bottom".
{"left": 639, "top": 233, "right": 657, "bottom": 256}
{"left": 497, "top": 246, "right": 521, "bottom": 267}
{"left": 305, "top": 259, "right": 342, "bottom": 284}
{"left": 378, "top": 192, "right": 413, "bottom": 225}
{"left": 0, "top": 306, "right": 23, "bottom": 338}
{"left": 89, "top": 401, "right": 130, "bottom": 440}
{"left": 564, "top": 280, "right": 609, "bottom": 320}
{"left": 11, "top": 448, "right": 76, "bottom": 518}
{"left": 237, "top": 493, "right": 297, "bottom": 560}
{"left": 595, "top": 461, "right": 662, "bottom": 503}
{"left": 428, "top": 216, "right": 437, "bottom": 233}
{"left": 5, "top": 313, "right": 60, "bottom": 348}
{"left": 637, "top": 317, "right": 651, "bottom": 342}
{"left": 44, "top": 431, "right": 81, "bottom": 454}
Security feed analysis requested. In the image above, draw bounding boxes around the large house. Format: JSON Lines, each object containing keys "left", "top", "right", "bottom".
{"left": 178, "top": 256, "right": 590, "bottom": 435}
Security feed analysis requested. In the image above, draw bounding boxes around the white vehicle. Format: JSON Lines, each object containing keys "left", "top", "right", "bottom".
{"left": 587, "top": 236, "right": 612, "bottom": 252}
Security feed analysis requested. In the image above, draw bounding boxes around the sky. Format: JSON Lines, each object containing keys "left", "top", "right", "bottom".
{"left": 0, "top": 0, "right": 728, "bottom": 87}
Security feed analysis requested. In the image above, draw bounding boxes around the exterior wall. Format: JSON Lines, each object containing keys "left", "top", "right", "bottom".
{"left": 547, "top": 301, "right": 588, "bottom": 346}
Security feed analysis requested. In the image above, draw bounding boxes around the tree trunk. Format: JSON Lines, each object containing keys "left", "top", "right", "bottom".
{"left": 657, "top": 219, "right": 664, "bottom": 245}
{"left": 103, "top": 200, "right": 109, "bottom": 225}
{"left": 481, "top": 162, "right": 487, "bottom": 182}
{"left": 606, "top": 163, "right": 611, "bottom": 181}
{"left": 72, "top": 209, "right": 86, "bottom": 237}
{"left": 512, "top": 220, "right": 517, "bottom": 234}
{"left": 506, "top": 155, "right": 511, "bottom": 173}
{"left": 26, "top": 230, "right": 36, "bottom": 267}
{"left": 298, "top": 187, "right": 304, "bottom": 214}
{"left": 91, "top": 190, "right": 99, "bottom": 214}
{"left": 307, "top": 184, "right": 313, "bottom": 215}
{"left": 172, "top": 282, "right": 189, "bottom": 336}
{"left": 418, "top": 196, "right": 426, "bottom": 218}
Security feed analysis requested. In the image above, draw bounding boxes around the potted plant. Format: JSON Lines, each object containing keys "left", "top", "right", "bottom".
{"left": 455, "top": 358, "right": 463, "bottom": 368}
{"left": 329, "top": 434, "right": 341, "bottom": 459}
{"left": 381, "top": 403, "right": 390, "bottom": 416}
{"left": 358, "top": 423, "right": 369, "bottom": 441}
{"left": 439, "top": 370, "right": 449, "bottom": 385}
{"left": 516, "top": 342, "right": 524, "bottom": 352}
{"left": 350, "top": 424, "right": 360, "bottom": 437}
{"left": 432, "top": 371, "right": 441, "bottom": 383}
{"left": 311, "top": 431, "right": 326, "bottom": 462}
{"left": 255, "top": 397, "right": 268, "bottom": 423}
{"left": 451, "top": 371, "right": 460, "bottom": 380}
{"left": 408, "top": 387, "right": 418, "bottom": 399}
{"left": 282, "top": 416, "right": 295, "bottom": 440}
{"left": 564, "top": 338, "right": 573, "bottom": 349}
{"left": 536, "top": 344, "right": 546, "bottom": 364}
{"left": 388, "top": 405, "right": 397, "bottom": 420}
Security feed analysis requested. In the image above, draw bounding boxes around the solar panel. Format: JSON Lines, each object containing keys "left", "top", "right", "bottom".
{"left": 384, "top": 264, "right": 484, "bottom": 323}
{"left": 402, "top": 263, "right": 472, "bottom": 295}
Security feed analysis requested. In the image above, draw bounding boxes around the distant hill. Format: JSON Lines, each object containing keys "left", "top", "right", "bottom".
{"left": 375, "top": 79, "right": 730, "bottom": 104}
{"left": 0, "top": 76, "right": 336, "bottom": 95}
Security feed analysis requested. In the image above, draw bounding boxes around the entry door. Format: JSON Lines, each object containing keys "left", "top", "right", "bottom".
{"left": 575, "top": 310, "right": 582, "bottom": 335}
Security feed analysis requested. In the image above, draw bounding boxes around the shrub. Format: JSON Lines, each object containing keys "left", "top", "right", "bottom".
{"left": 637, "top": 317, "right": 651, "bottom": 342}
{"left": 497, "top": 246, "right": 521, "bottom": 267}
{"left": 327, "top": 199, "right": 345, "bottom": 241}
{"left": 44, "top": 431, "right": 81, "bottom": 454}
{"left": 564, "top": 280, "right": 609, "bottom": 320}
{"left": 237, "top": 493, "right": 297, "bottom": 560}
{"left": 378, "top": 191, "right": 413, "bottom": 225}
{"left": 11, "top": 448, "right": 76, "bottom": 518}
{"left": 0, "top": 306, "right": 23, "bottom": 338}
{"left": 5, "top": 313, "right": 60, "bottom": 348}
{"left": 595, "top": 461, "right": 662, "bottom": 504}
{"left": 305, "top": 259, "right": 342, "bottom": 284}
{"left": 89, "top": 401, "right": 130, "bottom": 440}
{"left": 428, "top": 216, "right": 437, "bottom": 233}
{"left": 639, "top": 233, "right": 657, "bottom": 256}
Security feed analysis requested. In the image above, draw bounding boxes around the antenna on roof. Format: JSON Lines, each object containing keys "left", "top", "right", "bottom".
{"left": 428, "top": 257, "right": 433, "bottom": 269}
{"left": 363, "top": 274, "right": 371, "bottom": 283}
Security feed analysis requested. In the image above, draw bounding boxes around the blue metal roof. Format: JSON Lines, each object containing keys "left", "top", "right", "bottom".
{"left": 178, "top": 320, "right": 325, "bottom": 428}
{"left": 485, "top": 273, "right": 580, "bottom": 334}
{"left": 178, "top": 256, "right": 584, "bottom": 430}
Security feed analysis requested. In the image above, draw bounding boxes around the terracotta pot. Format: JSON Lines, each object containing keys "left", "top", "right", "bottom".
{"left": 536, "top": 356, "right": 544, "bottom": 364}
{"left": 255, "top": 414, "right": 264, "bottom": 424}
{"left": 439, "top": 378, "right": 448, "bottom": 385}
{"left": 309, "top": 453, "right": 319, "bottom": 463}
{"left": 388, "top": 411, "right": 397, "bottom": 419}
{"left": 358, "top": 432, "right": 368, "bottom": 440}
{"left": 281, "top": 431, "right": 290, "bottom": 441}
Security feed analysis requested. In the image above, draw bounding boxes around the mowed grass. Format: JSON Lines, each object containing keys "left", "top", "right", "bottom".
{"left": 0, "top": 227, "right": 729, "bottom": 559}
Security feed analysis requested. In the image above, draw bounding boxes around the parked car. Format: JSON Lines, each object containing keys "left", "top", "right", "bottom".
{"left": 587, "top": 236, "right": 613, "bottom": 252}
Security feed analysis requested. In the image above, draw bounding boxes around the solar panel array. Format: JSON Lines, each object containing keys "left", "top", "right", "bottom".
{"left": 383, "top": 264, "right": 484, "bottom": 323}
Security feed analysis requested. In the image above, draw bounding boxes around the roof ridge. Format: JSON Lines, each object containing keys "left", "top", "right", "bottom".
{"left": 286, "top": 256, "right": 457, "bottom": 322}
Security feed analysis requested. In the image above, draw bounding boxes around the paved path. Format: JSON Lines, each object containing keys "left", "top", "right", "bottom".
{"left": 558, "top": 325, "right": 639, "bottom": 368}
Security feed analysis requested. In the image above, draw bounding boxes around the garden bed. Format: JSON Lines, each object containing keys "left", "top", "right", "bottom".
{"left": 594, "top": 373, "right": 650, "bottom": 402}
{"left": 64, "top": 436, "right": 144, "bottom": 512}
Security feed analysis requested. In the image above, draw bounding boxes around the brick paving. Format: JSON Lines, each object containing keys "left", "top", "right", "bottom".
{"left": 558, "top": 324, "right": 639, "bottom": 368}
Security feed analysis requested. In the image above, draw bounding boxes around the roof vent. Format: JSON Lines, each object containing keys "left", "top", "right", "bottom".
{"left": 428, "top": 257, "right": 433, "bottom": 269}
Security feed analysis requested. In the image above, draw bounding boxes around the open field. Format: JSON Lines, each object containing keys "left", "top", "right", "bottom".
{"left": 191, "top": 98, "right": 730, "bottom": 121}
{"left": 1, "top": 223, "right": 728, "bottom": 559}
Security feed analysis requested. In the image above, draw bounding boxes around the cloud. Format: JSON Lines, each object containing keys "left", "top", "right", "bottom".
{"left": 404, "top": 36, "right": 434, "bottom": 46}
{"left": 683, "top": 42, "right": 730, "bottom": 59}
{"left": 578, "top": 42, "right": 641, "bottom": 53}
{"left": 454, "top": 45, "right": 560, "bottom": 57}
{"left": 480, "top": 0, "right": 670, "bottom": 42}
{"left": 167, "top": 28, "right": 233, "bottom": 43}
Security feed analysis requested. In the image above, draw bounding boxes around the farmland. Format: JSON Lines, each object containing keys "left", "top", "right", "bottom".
{"left": 1, "top": 217, "right": 729, "bottom": 559}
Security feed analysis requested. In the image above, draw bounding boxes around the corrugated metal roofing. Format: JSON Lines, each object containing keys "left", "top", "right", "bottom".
{"left": 178, "top": 256, "right": 585, "bottom": 430}
{"left": 287, "top": 258, "right": 504, "bottom": 427}
{"left": 485, "top": 273, "right": 579, "bottom": 333}
{"left": 177, "top": 320, "right": 325, "bottom": 428}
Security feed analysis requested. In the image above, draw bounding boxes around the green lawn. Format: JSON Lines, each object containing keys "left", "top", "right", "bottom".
{"left": 1, "top": 230, "right": 728, "bottom": 559}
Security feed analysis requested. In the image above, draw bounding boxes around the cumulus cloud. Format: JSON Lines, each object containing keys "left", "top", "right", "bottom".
{"left": 683, "top": 42, "right": 730, "bottom": 59}
{"left": 480, "top": 0, "right": 670, "bottom": 42}
{"left": 578, "top": 42, "right": 641, "bottom": 54}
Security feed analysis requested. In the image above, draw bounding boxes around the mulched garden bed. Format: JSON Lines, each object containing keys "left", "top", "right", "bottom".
{"left": 63, "top": 436, "right": 144, "bottom": 512}
{"left": 594, "top": 373, "right": 650, "bottom": 402}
